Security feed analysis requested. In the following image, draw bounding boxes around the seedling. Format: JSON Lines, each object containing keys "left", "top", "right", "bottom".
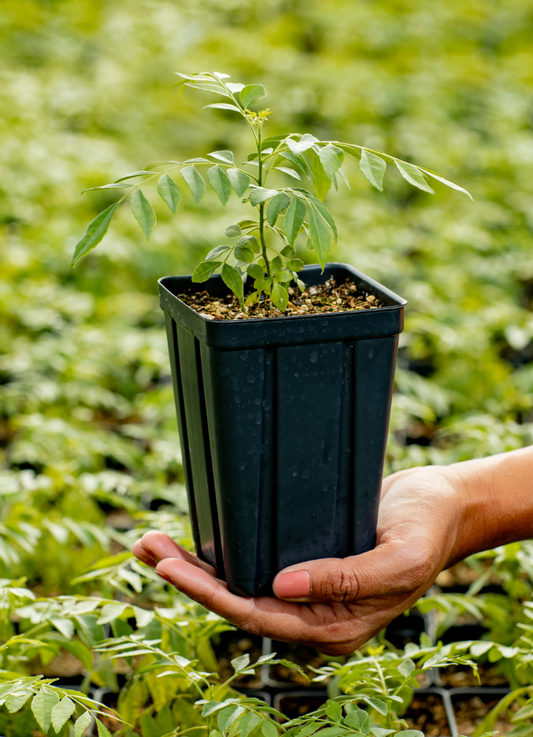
{"left": 72, "top": 72, "right": 472, "bottom": 312}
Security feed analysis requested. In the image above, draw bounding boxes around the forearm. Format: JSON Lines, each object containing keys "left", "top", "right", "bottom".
{"left": 444, "top": 445, "right": 533, "bottom": 565}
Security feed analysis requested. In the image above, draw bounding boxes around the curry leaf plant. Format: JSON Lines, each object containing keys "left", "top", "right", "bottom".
{"left": 72, "top": 71, "right": 472, "bottom": 313}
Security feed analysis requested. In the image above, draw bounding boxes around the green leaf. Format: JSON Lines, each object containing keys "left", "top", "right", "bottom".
{"left": 271, "top": 282, "right": 289, "bottom": 311}
{"left": 240, "top": 84, "right": 267, "bottom": 108}
{"left": 305, "top": 193, "right": 338, "bottom": 240}
{"left": 363, "top": 698, "right": 389, "bottom": 716}
{"left": 283, "top": 196, "right": 306, "bottom": 246}
{"left": 206, "top": 245, "right": 230, "bottom": 260}
{"left": 74, "top": 710, "right": 92, "bottom": 737}
{"left": 261, "top": 720, "right": 279, "bottom": 737}
{"left": 238, "top": 235, "right": 260, "bottom": 254}
{"left": 237, "top": 711, "right": 262, "bottom": 737}
{"left": 395, "top": 160, "right": 435, "bottom": 194}
{"left": 398, "top": 658, "right": 416, "bottom": 678}
{"left": 254, "top": 277, "right": 272, "bottom": 292}
{"left": 225, "top": 224, "right": 242, "bottom": 237}
{"left": 396, "top": 732, "right": 424, "bottom": 737}
{"left": 157, "top": 173, "right": 181, "bottom": 213}
{"left": 218, "top": 705, "right": 245, "bottom": 732}
{"left": 131, "top": 189, "right": 156, "bottom": 240}
{"left": 286, "top": 134, "right": 318, "bottom": 155}
{"left": 71, "top": 202, "right": 119, "bottom": 266}
{"left": 231, "top": 654, "right": 251, "bottom": 672}
{"left": 245, "top": 291, "right": 260, "bottom": 306}
{"left": 310, "top": 728, "right": 346, "bottom": 737}
{"left": 370, "top": 730, "right": 396, "bottom": 737}
{"left": 181, "top": 165, "right": 206, "bottom": 204}
{"left": 82, "top": 183, "right": 133, "bottom": 192}
{"left": 305, "top": 148, "right": 332, "bottom": 200}
{"left": 96, "top": 718, "right": 113, "bottom": 737}
{"left": 114, "top": 170, "right": 152, "bottom": 182}
{"left": 359, "top": 150, "right": 386, "bottom": 191}
{"left": 247, "top": 264, "right": 264, "bottom": 279}
{"left": 267, "top": 192, "right": 290, "bottom": 226}
{"left": 318, "top": 144, "right": 344, "bottom": 179}
{"left": 274, "top": 166, "right": 301, "bottom": 180}
{"left": 309, "top": 206, "right": 331, "bottom": 268}
{"left": 5, "top": 690, "right": 32, "bottom": 713}
{"left": 227, "top": 169, "right": 251, "bottom": 197}
{"left": 344, "top": 710, "right": 369, "bottom": 733}
{"left": 222, "top": 263, "right": 245, "bottom": 310}
{"left": 326, "top": 700, "right": 343, "bottom": 723}
{"left": 286, "top": 258, "right": 304, "bottom": 271}
{"left": 203, "top": 103, "right": 242, "bottom": 113}
{"left": 203, "top": 702, "right": 234, "bottom": 717}
{"left": 249, "top": 187, "right": 278, "bottom": 206}
{"left": 192, "top": 261, "right": 222, "bottom": 282}
{"left": 31, "top": 688, "right": 60, "bottom": 734}
{"left": 421, "top": 169, "right": 474, "bottom": 202}
{"left": 209, "top": 150, "right": 235, "bottom": 164}
{"left": 52, "top": 696, "right": 77, "bottom": 733}
{"left": 235, "top": 244, "right": 254, "bottom": 262}
{"left": 208, "top": 165, "right": 232, "bottom": 205}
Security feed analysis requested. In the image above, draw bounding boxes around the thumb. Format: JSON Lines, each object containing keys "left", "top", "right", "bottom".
{"left": 272, "top": 540, "right": 433, "bottom": 603}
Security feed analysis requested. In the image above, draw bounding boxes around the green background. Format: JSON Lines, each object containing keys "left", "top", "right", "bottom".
{"left": 2, "top": 0, "right": 533, "bottom": 588}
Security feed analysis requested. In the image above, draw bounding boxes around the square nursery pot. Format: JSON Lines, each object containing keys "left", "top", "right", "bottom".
{"left": 159, "top": 263, "right": 406, "bottom": 596}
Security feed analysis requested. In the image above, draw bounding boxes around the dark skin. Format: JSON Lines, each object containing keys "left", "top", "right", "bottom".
{"left": 133, "top": 447, "right": 533, "bottom": 655}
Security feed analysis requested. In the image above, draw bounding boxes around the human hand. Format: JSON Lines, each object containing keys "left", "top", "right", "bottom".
{"left": 133, "top": 465, "right": 468, "bottom": 655}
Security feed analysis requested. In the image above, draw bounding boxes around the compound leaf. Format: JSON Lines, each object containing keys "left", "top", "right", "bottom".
{"left": 240, "top": 84, "right": 267, "bottom": 108}
{"left": 71, "top": 202, "right": 119, "bottom": 266}
{"left": 267, "top": 192, "right": 290, "bottom": 226}
{"left": 395, "top": 160, "right": 435, "bottom": 194}
{"left": 207, "top": 165, "right": 232, "bottom": 205}
{"left": 359, "top": 150, "right": 386, "bottom": 191}
{"left": 222, "top": 263, "right": 245, "bottom": 311}
{"left": 283, "top": 196, "right": 306, "bottom": 246}
{"left": 192, "top": 261, "right": 222, "bottom": 282}
{"left": 131, "top": 189, "right": 156, "bottom": 240}
{"left": 157, "top": 172, "right": 181, "bottom": 213}
{"left": 227, "top": 168, "right": 251, "bottom": 197}
{"left": 181, "top": 165, "right": 206, "bottom": 204}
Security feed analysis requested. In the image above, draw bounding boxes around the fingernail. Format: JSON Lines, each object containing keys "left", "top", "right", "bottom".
{"left": 157, "top": 570, "right": 174, "bottom": 584}
{"left": 274, "top": 570, "right": 310, "bottom": 599}
{"left": 139, "top": 544, "right": 157, "bottom": 564}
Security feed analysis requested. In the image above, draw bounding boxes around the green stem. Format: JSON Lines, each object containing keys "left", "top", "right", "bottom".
{"left": 257, "top": 126, "right": 270, "bottom": 276}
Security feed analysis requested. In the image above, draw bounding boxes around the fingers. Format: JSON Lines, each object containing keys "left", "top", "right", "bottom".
{"left": 273, "top": 539, "right": 434, "bottom": 604}
{"left": 154, "top": 557, "right": 349, "bottom": 647}
{"left": 132, "top": 531, "right": 217, "bottom": 576}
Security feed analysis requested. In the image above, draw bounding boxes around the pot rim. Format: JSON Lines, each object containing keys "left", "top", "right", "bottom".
{"left": 159, "top": 262, "right": 407, "bottom": 326}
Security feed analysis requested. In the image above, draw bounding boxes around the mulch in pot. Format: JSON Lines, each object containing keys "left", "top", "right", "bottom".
{"left": 452, "top": 693, "right": 519, "bottom": 736}
{"left": 438, "top": 663, "right": 509, "bottom": 688}
{"left": 404, "top": 693, "right": 451, "bottom": 736}
{"left": 178, "top": 278, "right": 383, "bottom": 320}
{"left": 212, "top": 629, "right": 264, "bottom": 688}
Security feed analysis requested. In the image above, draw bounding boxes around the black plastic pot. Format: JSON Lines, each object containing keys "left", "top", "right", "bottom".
{"left": 159, "top": 263, "right": 406, "bottom": 596}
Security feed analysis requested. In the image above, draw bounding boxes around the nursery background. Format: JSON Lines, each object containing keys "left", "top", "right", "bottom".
{"left": 2, "top": 0, "right": 533, "bottom": 735}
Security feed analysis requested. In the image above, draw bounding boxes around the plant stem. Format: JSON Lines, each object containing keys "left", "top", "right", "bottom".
{"left": 257, "top": 126, "right": 270, "bottom": 276}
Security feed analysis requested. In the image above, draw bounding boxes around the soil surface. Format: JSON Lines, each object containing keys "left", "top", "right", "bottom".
{"left": 268, "top": 642, "right": 329, "bottom": 686}
{"left": 453, "top": 695, "right": 519, "bottom": 736}
{"left": 277, "top": 693, "right": 450, "bottom": 735}
{"left": 213, "top": 630, "right": 264, "bottom": 688}
{"left": 179, "top": 278, "right": 383, "bottom": 320}
{"left": 404, "top": 694, "right": 451, "bottom": 736}
{"left": 439, "top": 663, "right": 509, "bottom": 687}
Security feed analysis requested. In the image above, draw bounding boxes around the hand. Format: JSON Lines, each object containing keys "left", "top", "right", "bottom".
{"left": 133, "top": 465, "right": 467, "bottom": 655}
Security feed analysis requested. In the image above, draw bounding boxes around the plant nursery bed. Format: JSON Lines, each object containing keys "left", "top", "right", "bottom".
{"left": 437, "top": 663, "right": 509, "bottom": 688}
{"left": 262, "top": 638, "right": 330, "bottom": 688}
{"left": 178, "top": 278, "right": 383, "bottom": 320}
{"left": 214, "top": 629, "right": 264, "bottom": 688}
{"left": 450, "top": 688, "right": 514, "bottom": 736}
{"left": 274, "top": 688, "right": 452, "bottom": 735}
